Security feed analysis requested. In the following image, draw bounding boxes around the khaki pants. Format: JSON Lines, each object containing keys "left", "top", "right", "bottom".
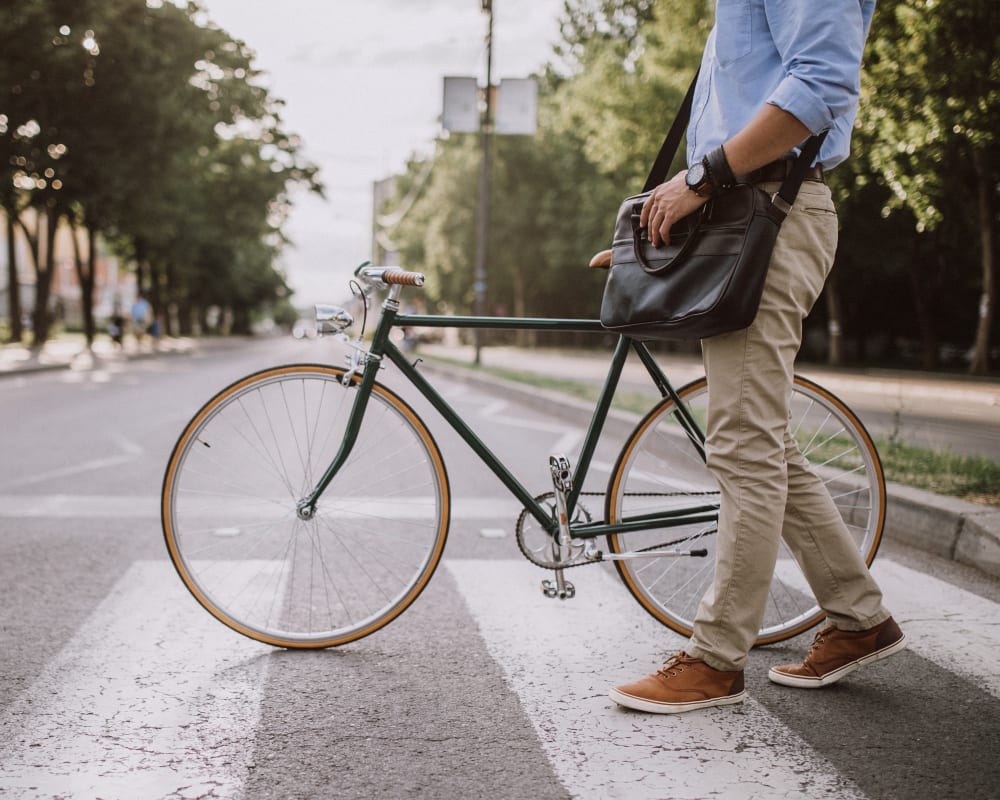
{"left": 685, "top": 181, "right": 890, "bottom": 672}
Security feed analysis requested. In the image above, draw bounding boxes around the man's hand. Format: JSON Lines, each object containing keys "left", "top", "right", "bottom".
{"left": 639, "top": 171, "right": 709, "bottom": 248}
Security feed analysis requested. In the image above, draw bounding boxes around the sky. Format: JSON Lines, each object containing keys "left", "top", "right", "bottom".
{"left": 196, "top": 0, "right": 567, "bottom": 306}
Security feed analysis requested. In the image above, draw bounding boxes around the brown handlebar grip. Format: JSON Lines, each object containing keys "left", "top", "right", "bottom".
{"left": 382, "top": 268, "right": 425, "bottom": 286}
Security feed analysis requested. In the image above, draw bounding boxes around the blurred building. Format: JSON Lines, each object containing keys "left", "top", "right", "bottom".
{"left": 0, "top": 210, "right": 132, "bottom": 330}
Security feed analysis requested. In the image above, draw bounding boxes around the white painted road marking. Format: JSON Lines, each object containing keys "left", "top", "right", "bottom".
{"left": 772, "top": 558, "right": 1000, "bottom": 698}
{"left": 446, "top": 558, "right": 867, "bottom": 800}
{"left": 0, "top": 561, "right": 270, "bottom": 800}
{"left": 3, "top": 552, "right": 996, "bottom": 799}
{"left": 0, "top": 494, "right": 525, "bottom": 520}
{"left": 872, "top": 560, "right": 1000, "bottom": 697}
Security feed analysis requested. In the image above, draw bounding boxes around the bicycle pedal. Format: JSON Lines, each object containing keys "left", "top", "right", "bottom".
{"left": 548, "top": 454, "right": 573, "bottom": 493}
{"left": 540, "top": 578, "right": 576, "bottom": 600}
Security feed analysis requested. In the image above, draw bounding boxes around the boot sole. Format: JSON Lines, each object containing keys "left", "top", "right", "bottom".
{"left": 609, "top": 687, "right": 747, "bottom": 714}
{"left": 768, "top": 633, "right": 907, "bottom": 689}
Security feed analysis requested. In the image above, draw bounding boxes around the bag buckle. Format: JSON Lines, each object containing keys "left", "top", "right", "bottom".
{"left": 770, "top": 192, "right": 793, "bottom": 219}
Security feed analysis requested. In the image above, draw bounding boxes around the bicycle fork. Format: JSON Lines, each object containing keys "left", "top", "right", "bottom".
{"left": 541, "top": 454, "right": 577, "bottom": 600}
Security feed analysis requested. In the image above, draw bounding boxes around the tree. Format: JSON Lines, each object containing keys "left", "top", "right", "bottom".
{"left": 389, "top": 0, "right": 709, "bottom": 327}
{"left": 0, "top": 0, "right": 96, "bottom": 345}
{"left": 860, "top": 0, "right": 1000, "bottom": 373}
{"left": 0, "top": 0, "right": 321, "bottom": 346}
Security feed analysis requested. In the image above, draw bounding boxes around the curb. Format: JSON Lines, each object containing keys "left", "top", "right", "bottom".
{"left": 421, "top": 358, "right": 1000, "bottom": 580}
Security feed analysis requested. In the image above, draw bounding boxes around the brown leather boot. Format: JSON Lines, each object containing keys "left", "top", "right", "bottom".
{"left": 609, "top": 652, "right": 746, "bottom": 714}
{"left": 769, "top": 616, "right": 906, "bottom": 689}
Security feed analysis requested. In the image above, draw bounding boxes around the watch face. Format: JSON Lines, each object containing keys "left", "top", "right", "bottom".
{"left": 686, "top": 161, "right": 706, "bottom": 187}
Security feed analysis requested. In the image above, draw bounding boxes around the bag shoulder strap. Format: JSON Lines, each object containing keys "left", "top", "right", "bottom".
{"left": 642, "top": 73, "right": 700, "bottom": 192}
{"left": 641, "top": 70, "right": 828, "bottom": 220}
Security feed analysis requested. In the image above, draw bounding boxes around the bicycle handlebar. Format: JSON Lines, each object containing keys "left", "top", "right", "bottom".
{"left": 355, "top": 263, "right": 425, "bottom": 288}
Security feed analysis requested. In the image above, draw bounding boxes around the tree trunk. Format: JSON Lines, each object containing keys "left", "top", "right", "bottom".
{"left": 70, "top": 218, "right": 97, "bottom": 347}
{"left": 177, "top": 296, "right": 194, "bottom": 336}
{"left": 905, "top": 238, "right": 938, "bottom": 370}
{"left": 231, "top": 304, "right": 250, "bottom": 335}
{"left": 148, "top": 259, "right": 163, "bottom": 339}
{"left": 969, "top": 151, "right": 995, "bottom": 375}
{"left": 34, "top": 208, "right": 59, "bottom": 346}
{"left": 510, "top": 265, "right": 535, "bottom": 347}
{"left": 164, "top": 262, "right": 177, "bottom": 338}
{"left": 5, "top": 212, "right": 22, "bottom": 343}
{"left": 17, "top": 208, "right": 58, "bottom": 348}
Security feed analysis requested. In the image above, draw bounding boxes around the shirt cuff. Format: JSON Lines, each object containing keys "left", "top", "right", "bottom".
{"left": 767, "top": 77, "right": 834, "bottom": 135}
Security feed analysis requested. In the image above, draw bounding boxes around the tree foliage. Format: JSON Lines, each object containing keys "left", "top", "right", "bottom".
{"left": 384, "top": 0, "right": 996, "bottom": 373}
{"left": 857, "top": 0, "right": 999, "bottom": 372}
{"left": 0, "top": 0, "right": 321, "bottom": 344}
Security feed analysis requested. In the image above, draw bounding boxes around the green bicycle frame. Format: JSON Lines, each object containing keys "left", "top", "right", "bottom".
{"left": 299, "top": 296, "right": 717, "bottom": 541}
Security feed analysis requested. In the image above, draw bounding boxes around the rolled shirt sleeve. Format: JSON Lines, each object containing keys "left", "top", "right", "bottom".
{"left": 687, "top": 0, "right": 876, "bottom": 169}
{"left": 764, "top": 0, "right": 871, "bottom": 134}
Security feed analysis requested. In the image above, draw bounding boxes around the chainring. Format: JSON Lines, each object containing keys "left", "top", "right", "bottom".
{"left": 515, "top": 492, "right": 594, "bottom": 570}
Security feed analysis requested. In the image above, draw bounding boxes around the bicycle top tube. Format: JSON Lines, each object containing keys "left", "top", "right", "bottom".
{"left": 355, "top": 264, "right": 608, "bottom": 334}
{"left": 393, "top": 314, "right": 608, "bottom": 333}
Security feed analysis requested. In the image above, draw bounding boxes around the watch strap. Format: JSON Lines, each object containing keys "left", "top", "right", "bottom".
{"left": 705, "top": 146, "right": 737, "bottom": 190}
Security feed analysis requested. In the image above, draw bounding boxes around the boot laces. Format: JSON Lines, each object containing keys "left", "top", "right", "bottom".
{"left": 656, "top": 651, "right": 698, "bottom": 679}
{"left": 805, "top": 625, "right": 836, "bottom": 661}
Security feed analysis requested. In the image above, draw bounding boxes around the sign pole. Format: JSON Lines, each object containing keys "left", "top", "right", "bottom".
{"left": 473, "top": 1, "right": 494, "bottom": 365}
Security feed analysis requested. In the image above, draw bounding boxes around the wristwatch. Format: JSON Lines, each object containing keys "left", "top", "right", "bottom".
{"left": 685, "top": 158, "right": 715, "bottom": 197}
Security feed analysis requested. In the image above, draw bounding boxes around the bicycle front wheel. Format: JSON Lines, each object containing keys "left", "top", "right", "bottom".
{"left": 606, "top": 375, "right": 885, "bottom": 645}
{"left": 161, "top": 364, "right": 450, "bottom": 648}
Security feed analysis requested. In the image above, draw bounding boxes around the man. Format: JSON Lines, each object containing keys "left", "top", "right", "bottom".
{"left": 609, "top": 0, "right": 905, "bottom": 715}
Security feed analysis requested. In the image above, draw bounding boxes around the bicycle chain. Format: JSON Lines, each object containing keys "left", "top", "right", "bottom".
{"left": 514, "top": 489, "right": 720, "bottom": 571}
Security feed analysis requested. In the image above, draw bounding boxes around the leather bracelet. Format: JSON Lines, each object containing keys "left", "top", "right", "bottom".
{"left": 706, "top": 145, "right": 737, "bottom": 190}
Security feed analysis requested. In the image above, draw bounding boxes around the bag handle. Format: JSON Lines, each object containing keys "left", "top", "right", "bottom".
{"left": 641, "top": 70, "right": 828, "bottom": 217}
{"left": 630, "top": 203, "right": 705, "bottom": 274}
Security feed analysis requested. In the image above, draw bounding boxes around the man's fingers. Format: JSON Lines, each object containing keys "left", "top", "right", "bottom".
{"left": 657, "top": 220, "right": 671, "bottom": 248}
{"left": 648, "top": 209, "right": 671, "bottom": 248}
{"left": 640, "top": 194, "right": 655, "bottom": 228}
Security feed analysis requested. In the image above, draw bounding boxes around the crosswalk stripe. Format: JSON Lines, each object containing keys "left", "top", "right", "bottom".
{"left": 445, "top": 558, "right": 867, "bottom": 800}
{"left": 0, "top": 561, "right": 269, "bottom": 799}
{"left": 870, "top": 560, "right": 1000, "bottom": 698}
{"left": 771, "top": 558, "right": 1000, "bottom": 698}
{"left": 0, "top": 495, "right": 524, "bottom": 520}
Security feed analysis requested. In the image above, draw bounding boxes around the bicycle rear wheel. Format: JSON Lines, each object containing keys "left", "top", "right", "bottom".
{"left": 161, "top": 364, "right": 450, "bottom": 648}
{"left": 606, "top": 375, "right": 885, "bottom": 645}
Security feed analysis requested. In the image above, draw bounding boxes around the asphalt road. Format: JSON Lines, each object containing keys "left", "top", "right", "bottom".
{"left": 0, "top": 335, "right": 998, "bottom": 800}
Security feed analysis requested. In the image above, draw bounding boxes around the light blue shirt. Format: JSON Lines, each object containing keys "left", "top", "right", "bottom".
{"left": 687, "top": 0, "right": 877, "bottom": 171}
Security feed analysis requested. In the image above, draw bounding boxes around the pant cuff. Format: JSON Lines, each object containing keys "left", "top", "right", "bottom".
{"left": 684, "top": 643, "right": 743, "bottom": 672}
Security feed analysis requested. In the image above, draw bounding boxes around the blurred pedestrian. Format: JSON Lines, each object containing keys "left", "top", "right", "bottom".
{"left": 131, "top": 294, "right": 152, "bottom": 343}
{"left": 108, "top": 303, "right": 125, "bottom": 348}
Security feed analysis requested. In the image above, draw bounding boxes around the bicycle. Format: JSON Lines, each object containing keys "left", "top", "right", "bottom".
{"left": 161, "top": 264, "right": 886, "bottom": 649}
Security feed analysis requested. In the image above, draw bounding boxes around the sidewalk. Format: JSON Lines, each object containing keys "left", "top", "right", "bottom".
{"left": 0, "top": 335, "right": 240, "bottom": 378}
{"left": 418, "top": 343, "right": 1000, "bottom": 580}
{"left": 419, "top": 343, "right": 1000, "bottom": 426}
{"left": 0, "top": 336, "right": 191, "bottom": 377}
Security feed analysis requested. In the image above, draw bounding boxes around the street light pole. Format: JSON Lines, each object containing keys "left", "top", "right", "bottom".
{"left": 473, "top": 0, "right": 494, "bottom": 365}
